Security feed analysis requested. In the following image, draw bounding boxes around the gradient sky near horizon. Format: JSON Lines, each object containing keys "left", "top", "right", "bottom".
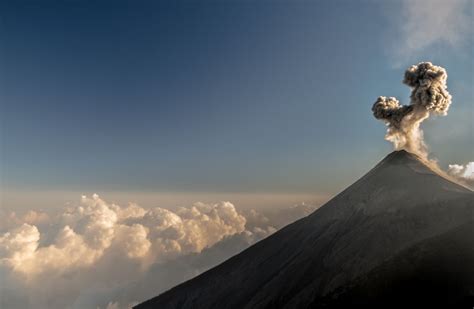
{"left": 1, "top": 0, "right": 473, "bottom": 210}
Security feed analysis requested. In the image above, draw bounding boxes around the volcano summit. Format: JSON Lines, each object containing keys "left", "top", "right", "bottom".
{"left": 136, "top": 150, "right": 474, "bottom": 308}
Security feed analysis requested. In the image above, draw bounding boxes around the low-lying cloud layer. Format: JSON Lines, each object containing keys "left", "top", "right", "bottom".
{"left": 0, "top": 195, "right": 317, "bottom": 309}
{"left": 1, "top": 194, "right": 248, "bottom": 277}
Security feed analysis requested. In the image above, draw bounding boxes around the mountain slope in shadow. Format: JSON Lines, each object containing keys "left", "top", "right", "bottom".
{"left": 135, "top": 150, "right": 474, "bottom": 308}
{"left": 314, "top": 221, "right": 474, "bottom": 308}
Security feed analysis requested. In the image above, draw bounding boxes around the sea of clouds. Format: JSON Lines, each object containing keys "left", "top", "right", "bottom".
{"left": 0, "top": 194, "right": 317, "bottom": 309}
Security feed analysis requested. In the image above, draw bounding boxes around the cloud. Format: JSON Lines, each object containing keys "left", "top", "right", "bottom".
{"left": 0, "top": 210, "right": 50, "bottom": 232}
{"left": 447, "top": 162, "right": 474, "bottom": 187}
{"left": 1, "top": 194, "right": 249, "bottom": 278}
{"left": 393, "top": 0, "right": 471, "bottom": 62}
{"left": 0, "top": 194, "right": 318, "bottom": 309}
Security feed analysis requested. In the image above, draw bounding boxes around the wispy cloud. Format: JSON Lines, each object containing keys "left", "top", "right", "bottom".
{"left": 392, "top": 0, "right": 471, "bottom": 63}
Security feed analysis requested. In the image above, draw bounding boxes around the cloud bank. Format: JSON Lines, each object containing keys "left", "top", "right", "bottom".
{"left": 0, "top": 195, "right": 317, "bottom": 309}
{"left": 0, "top": 194, "right": 248, "bottom": 277}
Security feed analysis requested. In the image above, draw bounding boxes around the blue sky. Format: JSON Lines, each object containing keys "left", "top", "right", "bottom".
{"left": 1, "top": 0, "right": 472, "bottom": 208}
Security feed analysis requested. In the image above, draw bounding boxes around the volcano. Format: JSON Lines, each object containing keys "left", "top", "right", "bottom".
{"left": 135, "top": 150, "right": 474, "bottom": 308}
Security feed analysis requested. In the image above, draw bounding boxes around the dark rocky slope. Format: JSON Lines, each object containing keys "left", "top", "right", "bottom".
{"left": 136, "top": 150, "right": 474, "bottom": 308}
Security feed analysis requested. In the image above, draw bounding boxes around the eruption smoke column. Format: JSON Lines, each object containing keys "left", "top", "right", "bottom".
{"left": 372, "top": 62, "right": 452, "bottom": 158}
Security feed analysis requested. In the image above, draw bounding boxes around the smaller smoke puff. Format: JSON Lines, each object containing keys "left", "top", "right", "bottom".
{"left": 372, "top": 96, "right": 413, "bottom": 129}
{"left": 372, "top": 62, "right": 452, "bottom": 157}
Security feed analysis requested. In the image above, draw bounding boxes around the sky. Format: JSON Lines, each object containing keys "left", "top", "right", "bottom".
{"left": 1, "top": 0, "right": 473, "bottom": 212}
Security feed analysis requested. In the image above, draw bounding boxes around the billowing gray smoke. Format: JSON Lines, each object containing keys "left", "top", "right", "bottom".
{"left": 372, "top": 62, "right": 452, "bottom": 157}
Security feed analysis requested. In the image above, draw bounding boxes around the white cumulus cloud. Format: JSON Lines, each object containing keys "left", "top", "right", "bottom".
{"left": 0, "top": 194, "right": 318, "bottom": 309}
{"left": 448, "top": 162, "right": 474, "bottom": 187}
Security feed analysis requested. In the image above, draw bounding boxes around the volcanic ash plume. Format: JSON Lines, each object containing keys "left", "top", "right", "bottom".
{"left": 372, "top": 62, "right": 452, "bottom": 157}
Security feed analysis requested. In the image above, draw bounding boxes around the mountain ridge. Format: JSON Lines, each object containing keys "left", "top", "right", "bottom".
{"left": 136, "top": 150, "right": 474, "bottom": 308}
